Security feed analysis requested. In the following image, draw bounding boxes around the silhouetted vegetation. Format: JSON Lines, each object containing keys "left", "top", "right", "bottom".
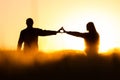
{"left": 0, "top": 49, "right": 120, "bottom": 80}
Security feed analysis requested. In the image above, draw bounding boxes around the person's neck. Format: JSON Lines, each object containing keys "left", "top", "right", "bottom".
{"left": 27, "top": 26, "right": 33, "bottom": 29}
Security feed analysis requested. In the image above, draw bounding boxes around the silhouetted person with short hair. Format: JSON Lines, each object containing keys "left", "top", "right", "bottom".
{"left": 17, "top": 18, "right": 58, "bottom": 53}
{"left": 60, "top": 22, "right": 100, "bottom": 56}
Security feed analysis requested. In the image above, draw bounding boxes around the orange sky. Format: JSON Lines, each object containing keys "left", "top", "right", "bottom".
{"left": 0, "top": 0, "right": 120, "bottom": 52}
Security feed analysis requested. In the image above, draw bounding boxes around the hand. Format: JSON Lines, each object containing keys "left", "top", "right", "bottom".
{"left": 57, "top": 27, "right": 66, "bottom": 33}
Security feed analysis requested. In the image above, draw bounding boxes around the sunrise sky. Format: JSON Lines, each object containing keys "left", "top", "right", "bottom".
{"left": 0, "top": 0, "right": 120, "bottom": 53}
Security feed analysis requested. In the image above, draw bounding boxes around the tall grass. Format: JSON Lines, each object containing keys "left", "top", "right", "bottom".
{"left": 0, "top": 49, "right": 120, "bottom": 80}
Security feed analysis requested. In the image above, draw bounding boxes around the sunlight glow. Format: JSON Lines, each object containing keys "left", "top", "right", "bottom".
{"left": 39, "top": 9, "right": 119, "bottom": 53}
{"left": 0, "top": 0, "right": 120, "bottom": 54}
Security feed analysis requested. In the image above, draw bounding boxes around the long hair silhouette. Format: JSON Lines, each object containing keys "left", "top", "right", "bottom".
{"left": 65, "top": 22, "right": 100, "bottom": 56}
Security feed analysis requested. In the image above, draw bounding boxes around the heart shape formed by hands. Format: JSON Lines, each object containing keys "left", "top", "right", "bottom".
{"left": 58, "top": 27, "right": 66, "bottom": 33}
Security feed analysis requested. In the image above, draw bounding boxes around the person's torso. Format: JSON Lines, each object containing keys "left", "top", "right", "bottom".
{"left": 21, "top": 28, "right": 42, "bottom": 50}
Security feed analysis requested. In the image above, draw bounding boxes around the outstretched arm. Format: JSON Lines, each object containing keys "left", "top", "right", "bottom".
{"left": 58, "top": 27, "right": 85, "bottom": 37}
{"left": 37, "top": 28, "right": 57, "bottom": 36}
{"left": 42, "top": 30, "right": 57, "bottom": 36}
{"left": 57, "top": 27, "right": 85, "bottom": 37}
{"left": 66, "top": 31, "right": 84, "bottom": 37}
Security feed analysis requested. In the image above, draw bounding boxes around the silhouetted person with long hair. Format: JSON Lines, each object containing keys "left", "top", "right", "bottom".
{"left": 60, "top": 22, "right": 100, "bottom": 56}
{"left": 17, "top": 18, "right": 58, "bottom": 53}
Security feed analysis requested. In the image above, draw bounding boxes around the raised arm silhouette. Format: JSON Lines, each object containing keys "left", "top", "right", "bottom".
{"left": 62, "top": 22, "right": 100, "bottom": 56}
{"left": 17, "top": 18, "right": 58, "bottom": 53}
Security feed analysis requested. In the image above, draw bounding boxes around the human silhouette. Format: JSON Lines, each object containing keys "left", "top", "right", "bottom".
{"left": 17, "top": 18, "right": 58, "bottom": 53}
{"left": 60, "top": 22, "right": 100, "bottom": 56}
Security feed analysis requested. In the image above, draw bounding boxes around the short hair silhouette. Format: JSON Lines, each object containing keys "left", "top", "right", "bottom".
{"left": 17, "top": 18, "right": 57, "bottom": 53}
{"left": 26, "top": 18, "right": 33, "bottom": 27}
{"left": 64, "top": 22, "right": 100, "bottom": 56}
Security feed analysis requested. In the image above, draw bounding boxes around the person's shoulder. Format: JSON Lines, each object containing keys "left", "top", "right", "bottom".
{"left": 20, "top": 28, "right": 29, "bottom": 34}
{"left": 21, "top": 28, "right": 26, "bottom": 32}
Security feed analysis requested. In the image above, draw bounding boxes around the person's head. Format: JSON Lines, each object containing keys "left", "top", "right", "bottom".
{"left": 86, "top": 22, "right": 97, "bottom": 32}
{"left": 26, "top": 18, "right": 34, "bottom": 28}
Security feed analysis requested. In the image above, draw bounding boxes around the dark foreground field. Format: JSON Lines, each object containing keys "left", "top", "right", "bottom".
{"left": 0, "top": 49, "right": 120, "bottom": 80}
